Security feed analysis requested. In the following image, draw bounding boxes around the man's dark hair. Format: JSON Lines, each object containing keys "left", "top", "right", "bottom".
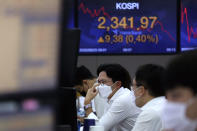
{"left": 135, "top": 64, "right": 165, "bottom": 97}
{"left": 97, "top": 64, "right": 131, "bottom": 90}
{"left": 164, "top": 50, "right": 197, "bottom": 94}
{"left": 74, "top": 65, "right": 94, "bottom": 86}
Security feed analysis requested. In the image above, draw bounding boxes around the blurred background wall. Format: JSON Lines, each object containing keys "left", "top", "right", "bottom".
{"left": 78, "top": 55, "right": 175, "bottom": 77}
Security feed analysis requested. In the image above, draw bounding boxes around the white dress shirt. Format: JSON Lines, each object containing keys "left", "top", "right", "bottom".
{"left": 94, "top": 94, "right": 108, "bottom": 118}
{"left": 132, "top": 96, "right": 166, "bottom": 131}
{"left": 88, "top": 87, "right": 141, "bottom": 131}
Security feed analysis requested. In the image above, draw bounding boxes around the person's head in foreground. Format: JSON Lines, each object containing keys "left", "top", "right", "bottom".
{"left": 162, "top": 50, "right": 197, "bottom": 131}
{"left": 164, "top": 51, "right": 197, "bottom": 103}
{"left": 132, "top": 64, "right": 165, "bottom": 107}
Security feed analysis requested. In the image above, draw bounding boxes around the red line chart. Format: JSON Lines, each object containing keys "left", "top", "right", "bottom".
{"left": 181, "top": 5, "right": 197, "bottom": 42}
{"left": 78, "top": 2, "right": 176, "bottom": 42}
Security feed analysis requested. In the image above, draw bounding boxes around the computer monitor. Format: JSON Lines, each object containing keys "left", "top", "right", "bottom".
{"left": 0, "top": 108, "right": 54, "bottom": 131}
{"left": 0, "top": 0, "right": 62, "bottom": 93}
{"left": 78, "top": 0, "right": 178, "bottom": 54}
{"left": 0, "top": 87, "right": 78, "bottom": 131}
{"left": 181, "top": 0, "right": 197, "bottom": 51}
{"left": 0, "top": 99, "right": 55, "bottom": 131}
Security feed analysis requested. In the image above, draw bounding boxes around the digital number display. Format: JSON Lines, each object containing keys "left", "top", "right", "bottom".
{"left": 78, "top": 0, "right": 177, "bottom": 54}
{"left": 98, "top": 16, "right": 157, "bottom": 30}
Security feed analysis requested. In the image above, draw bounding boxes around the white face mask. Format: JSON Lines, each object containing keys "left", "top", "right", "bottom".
{"left": 97, "top": 84, "right": 113, "bottom": 99}
{"left": 162, "top": 101, "right": 197, "bottom": 131}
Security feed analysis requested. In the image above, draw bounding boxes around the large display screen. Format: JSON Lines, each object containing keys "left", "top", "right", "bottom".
{"left": 78, "top": 0, "right": 178, "bottom": 54}
{"left": 181, "top": 0, "right": 197, "bottom": 51}
{"left": 0, "top": 0, "right": 60, "bottom": 93}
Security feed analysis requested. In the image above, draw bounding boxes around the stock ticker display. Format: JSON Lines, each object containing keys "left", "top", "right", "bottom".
{"left": 181, "top": 0, "right": 197, "bottom": 51}
{"left": 78, "top": 0, "right": 177, "bottom": 54}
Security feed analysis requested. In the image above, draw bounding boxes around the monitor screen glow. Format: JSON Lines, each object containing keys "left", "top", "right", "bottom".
{"left": 78, "top": 0, "right": 178, "bottom": 54}
{"left": 181, "top": 0, "right": 197, "bottom": 51}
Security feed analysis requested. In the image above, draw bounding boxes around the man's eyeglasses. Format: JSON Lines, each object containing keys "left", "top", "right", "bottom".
{"left": 97, "top": 79, "right": 112, "bottom": 85}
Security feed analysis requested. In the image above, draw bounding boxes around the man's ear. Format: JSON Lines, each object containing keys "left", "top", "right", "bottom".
{"left": 139, "top": 86, "right": 145, "bottom": 96}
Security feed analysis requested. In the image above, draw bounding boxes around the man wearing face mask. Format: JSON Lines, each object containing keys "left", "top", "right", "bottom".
{"left": 162, "top": 50, "right": 197, "bottom": 131}
{"left": 131, "top": 64, "right": 166, "bottom": 131}
{"left": 84, "top": 64, "right": 141, "bottom": 131}
{"left": 74, "top": 65, "right": 108, "bottom": 120}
